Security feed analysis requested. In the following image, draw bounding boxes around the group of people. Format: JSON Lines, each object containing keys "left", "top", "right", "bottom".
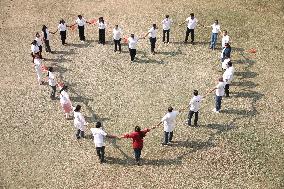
{"left": 29, "top": 13, "right": 235, "bottom": 166}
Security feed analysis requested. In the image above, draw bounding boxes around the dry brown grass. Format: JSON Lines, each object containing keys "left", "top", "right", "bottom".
{"left": 0, "top": 0, "right": 283, "bottom": 188}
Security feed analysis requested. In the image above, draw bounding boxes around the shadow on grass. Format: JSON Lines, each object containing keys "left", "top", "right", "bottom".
{"left": 231, "top": 80, "right": 258, "bottom": 88}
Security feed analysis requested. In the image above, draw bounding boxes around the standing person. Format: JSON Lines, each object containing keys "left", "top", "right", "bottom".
{"left": 42, "top": 25, "right": 52, "bottom": 53}
{"left": 90, "top": 121, "right": 117, "bottom": 164}
{"left": 33, "top": 54, "right": 44, "bottom": 85}
{"left": 156, "top": 106, "right": 183, "bottom": 145}
{"left": 143, "top": 24, "right": 158, "bottom": 54}
{"left": 30, "top": 40, "right": 39, "bottom": 62}
{"left": 180, "top": 13, "right": 199, "bottom": 44}
{"left": 161, "top": 15, "right": 172, "bottom": 43}
{"left": 206, "top": 20, "right": 221, "bottom": 50}
{"left": 47, "top": 67, "right": 56, "bottom": 99}
{"left": 97, "top": 17, "right": 106, "bottom": 45}
{"left": 128, "top": 34, "right": 139, "bottom": 62}
{"left": 72, "top": 15, "right": 90, "bottom": 42}
{"left": 223, "top": 61, "right": 235, "bottom": 97}
{"left": 187, "top": 90, "right": 207, "bottom": 127}
{"left": 73, "top": 105, "right": 88, "bottom": 139}
{"left": 59, "top": 85, "right": 73, "bottom": 119}
{"left": 221, "top": 43, "right": 232, "bottom": 62}
{"left": 221, "top": 30, "right": 230, "bottom": 49}
{"left": 113, "top": 25, "right": 122, "bottom": 53}
{"left": 208, "top": 77, "right": 226, "bottom": 113}
{"left": 121, "top": 126, "right": 156, "bottom": 166}
{"left": 52, "top": 19, "right": 69, "bottom": 45}
{"left": 35, "top": 32, "right": 43, "bottom": 59}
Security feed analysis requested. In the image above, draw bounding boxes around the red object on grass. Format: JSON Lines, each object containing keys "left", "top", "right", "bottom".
{"left": 41, "top": 65, "right": 48, "bottom": 72}
{"left": 70, "top": 25, "right": 77, "bottom": 31}
{"left": 123, "top": 37, "right": 128, "bottom": 43}
{"left": 89, "top": 18, "right": 97, "bottom": 25}
{"left": 248, "top": 48, "right": 257, "bottom": 53}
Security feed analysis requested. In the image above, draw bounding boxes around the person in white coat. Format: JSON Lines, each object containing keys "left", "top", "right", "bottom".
{"left": 223, "top": 61, "right": 235, "bottom": 97}
{"left": 74, "top": 105, "right": 88, "bottom": 139}
{"left": 33, "top": 54, "right": 44, "bottom": 85}
{"left": 59, "top": 85, "right": 73, "bottom": 119}
{"left": 156, "top": 106, "right": 184, "bottom": 145}
{"left": 47, "top": 67, "right": 56, "bottom": 99}
{"left": 113, "top": 25, "right": 122, "bottom": 52}
{"left": 161, "top": 15, "right": 173, "bottom": 43}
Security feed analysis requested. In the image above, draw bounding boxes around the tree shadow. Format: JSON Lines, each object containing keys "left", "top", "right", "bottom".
{"left": 206, "top": 123, "right": 236, "bottom": 134}
{"left": 221, "top": 109, "right": 257, "bottom": 116}
{"left": 135, "top": 57, "right": 167, "bottom": 64}
{"left": 231, "top": 80, "right": 258, "bottom": 88}
{"left": 234, "top": 71, "right": 258, "bottom": 79}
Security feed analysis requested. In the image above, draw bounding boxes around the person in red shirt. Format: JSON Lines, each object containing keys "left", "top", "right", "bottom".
{"left": 121, "top": 126, "right": 156, "bottom": 166}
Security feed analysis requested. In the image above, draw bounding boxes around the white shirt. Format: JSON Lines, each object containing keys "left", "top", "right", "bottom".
{"left": 58, "top": 23, "right": 67, "bottom": 31}
{"left": 97, "top": 21, "right": 106, "bottom": 29}
{"left": 211, "top": 23, "right": 220, "bottom": 33}
{"left": 161, "top": 111, "right": 179, "bottom": 132}
{"left": 189, "top": 95, "right": 203, "bottom": 112}
{"left": 76, "top": 18, "right": 86, "bottom": 26}
{"left": 35, "top": 37, "right": 42, "bottom": 46}
{"left": 227, "top": 66, "right": 235, "bottom": 75}
{"left": 222, "top": 35, "right": 230, "bottom": 48}
{"left": 90, "top": 128, "right": 107, "bottom": 147}
{"left": 113, "top": 28, "right": 122, "bottom": 40}
{"left": 74, "top": 111, "right": 86, "bottom": 131}
{"left": 186, "top": 17, "right": 198, "bottom": 29}
{"left": 216, "top": 82, "right": 225, "bottom": 96}
{"left": 128, "top": 37, "right": 138, "bottom": 49}
{"left": 42, "top": 29, "right": 50, "bottom": 40}
{"left": 60, "top": 90, "right": 70, "bottom": 104}
{"left": 222, "top": 58, "right": 231, "bottom": 70}
{"left": 31, "top": 44, "right": 39, "bottom": 53}
{"left": 162, "top": 18, "right": 172, "bottom": 30}
{"left": 48, "top": 71, "right": 56, "bottom": 86}
{"left": 33, "top": 58, "right": 41, "bottom": 67}
{"left": 148, "top": 27, "right": 157, "bottom": 38}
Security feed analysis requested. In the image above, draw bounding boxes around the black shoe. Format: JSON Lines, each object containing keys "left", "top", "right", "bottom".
{"left": 161, "top": 142, "right": 169, "bottom": 146}
{"left": 100, "top": 160, "right": 106, "bottom": 164}
{"left": 137, "top": 161, "right": 141, "bottom": 166}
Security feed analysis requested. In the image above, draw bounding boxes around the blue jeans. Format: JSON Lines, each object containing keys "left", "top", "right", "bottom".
{"left": 134, "top": 148, "right": 142, "bottom": 162}
{"left": 215, "top": 95, "right": 222, "bottom": 111}
{"left": 210, "top": 33, "right": 218, "bottom": 49}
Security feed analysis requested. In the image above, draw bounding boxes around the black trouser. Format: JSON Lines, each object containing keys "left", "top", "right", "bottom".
{"left": 188, "top": 111, "right": 199, "bottom": 126}
{"left": 114, "top": 39, "right": 121, "bottom": 52}
{"left": 78, "top": 26, "right": 85, "bottom": 41}
{"left": 164, "top": 131, "right": 173, "bottom": 144}
{"left": 149, "top": 37, "right": 156, "bottom": 53}
{"left": 38, "top": 46, "right": 43, "bottom": 58}
{"left": 134, "top": 148, "right": 142, "bottom": 162}
{"left": 96, "top": 146, "right": 105, "bottom": 162}
{"left": 163, "top": 29, "right": 170, "bottom": 43}
{"left": 99, "top": 29, "right": 105, "bottom": 44}
{"left": 44, "top": 40, "right": 51, "bottom": 52}
{"left": 50, "top": 85, "right": 56, "bottom": 98}
{"left": 60, "top": 31, "right": 67, "bottom": 45}
{"left": 225, "top": 84, "right": 230, "bottom": 97}
{"left": 129, "top": 48, "right": 136, "bottom": 61}
{"left": 185, "top": 28, "right": 194, "bottom": 42}
{"left": 76, "top": 129, "right": 85, "bottom": 139}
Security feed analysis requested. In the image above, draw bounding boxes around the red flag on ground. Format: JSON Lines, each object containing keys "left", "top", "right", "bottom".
{"left": 41, "top": 65, "right": 48, "bottom": 72}
{"left": 123, "top": 37, "right": 128, "bottom": 43}
{"left": 89, "top": 18, "right": 97, "bottom": 25}
{"left": 248, "top": 48, "right": 257, "bottom": 53}
{"left": 56, "top": 82, "right": 64, "bottom": 89}
{"left": 70, "top": 25, "right": 77, "bottom": 31}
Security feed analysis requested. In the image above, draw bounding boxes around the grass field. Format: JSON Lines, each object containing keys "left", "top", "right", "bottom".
{"left": 0, "top": 0, "right": 283, "bottom": 188}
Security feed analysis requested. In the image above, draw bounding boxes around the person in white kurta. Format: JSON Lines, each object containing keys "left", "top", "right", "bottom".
{"left": 74, "top": 105, "right": 87, "bottom": 139}
{"left": 59, "top": 86, "right": 73, "bottom": 119}
{"left": 33, "top": 55, "right": 43, "bottom": 85}
{"left": 223, "top": 61, "right": 235, "bottom": 97}
{"left": 156, "top": 106, "right": 183, "bottom": 145}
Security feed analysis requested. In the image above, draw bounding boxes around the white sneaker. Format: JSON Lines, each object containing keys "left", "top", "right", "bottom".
{"left": 81, "top": 40, "right": 84, "bottom": 43}
{"left": 212, "top": 108, "right": 220, "bottom": 113}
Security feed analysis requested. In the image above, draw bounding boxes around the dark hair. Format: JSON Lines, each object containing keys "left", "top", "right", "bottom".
{"left": 135, "top": 126, "right": 145, "bottom": 138}
{"left": 42, "top": 25, "right": 47, "bottom": 31}
{"left": 74, "top": 105, "right": 81, "bottom": 112}
{"left": 131, "top": 34, "right": 134, "bottom": 38}
{"left": 59, "top": 19, "right": 65, "bottom": 24}
{"left": 153, "top": 24, "right": 157, "bottom": 29}
{"left": 219, "top": 77, "right": 224, "bottom": 82}
{"left": 59, "top": 85, "right": 68, "bottom": 93}
{"left": 48, "top": 67, "right": 53, "bottom": 72}
{"left": 96, "top": 122, "right": 102, "bottom": 128}
{"left": 168, "top": 106, "right": 173, "bottom": 112}
{"left": 78, "top": 15, "right": 82, "bottom": 19}
{"left": 31, "top": 40, "right": 37, "bottom": 45}
{"left": 166, "top": 15, "right": 169, "bottom": 18}
{"left": 215, "top": 20, "right": 219, "bottom": 24}
{"left": 190, "top": 13, "right": 194, "bottom": 17}
{"left": 193, "top": 90, "right": 198, "bottom": 96}
{"left": 115, "top": 25, "right": 118, "bottom": 28}
{"left": 99, "top": 17, "right": 104, "bottom": 23}
{"left": 228, "top": 61, "right": 232, "bottom": 67}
